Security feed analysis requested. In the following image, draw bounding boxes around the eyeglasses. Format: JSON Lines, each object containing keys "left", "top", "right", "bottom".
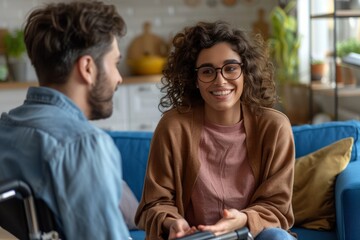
{"left": 195, "top": 62, "right": 244, "bottom": 83}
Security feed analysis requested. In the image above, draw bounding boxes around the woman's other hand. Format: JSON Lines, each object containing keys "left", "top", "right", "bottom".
{"left": 197, "top": 209, "right": 247, "bottom": 236}
{"left": 166, "top": 218, "right": 197, "bottom": 239}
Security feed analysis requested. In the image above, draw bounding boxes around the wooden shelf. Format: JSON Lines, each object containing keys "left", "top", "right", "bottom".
{"left": 311, "top": 10, "right": 360, "bottom": 19}
{"left": 0, "top": 74, "right": 162, "bottom": 90}
{"left": 123, "top": 74, "right": 162, "bottom": 84}
{"left": 0, "top": 81, "right": 38, "bottom": 89}
{"left": 311, "top": 82, "right": 360, "bottom": 97}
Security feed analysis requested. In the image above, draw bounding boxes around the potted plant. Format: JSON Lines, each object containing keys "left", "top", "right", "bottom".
{"left": 268, "top": 0, "right": 300, "bottom": 86}
{"left": 268, "top": 1, "right": 308, "bottom": 125}
{"left": 3, "top": 29, "right": 27, "bottom": 81}
{"left": 335, "top": 38, "right": 360, "bottom": 85}
{"left": 311, "top": 59, "right": 326, "bottom": 81}
{"left": 337, "top": 38, "right": 360, "bottom": 58}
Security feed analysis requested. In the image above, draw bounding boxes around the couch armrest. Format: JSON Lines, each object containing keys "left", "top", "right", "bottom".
{"left": 335, "top": 161, "right": 360, "bottom": 240}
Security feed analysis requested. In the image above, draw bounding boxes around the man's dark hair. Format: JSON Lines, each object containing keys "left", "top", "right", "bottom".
{"left": 24, "top": 1, "right": 126, "bottom": 85}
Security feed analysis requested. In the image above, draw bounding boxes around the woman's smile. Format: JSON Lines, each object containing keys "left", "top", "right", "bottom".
{"left": 210, "top": 89, "right": 233, "bottom": 97}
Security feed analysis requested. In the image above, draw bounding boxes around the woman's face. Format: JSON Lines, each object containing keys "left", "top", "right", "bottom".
{"left": 195, "top": 42, "right": 244, "bottom": 123}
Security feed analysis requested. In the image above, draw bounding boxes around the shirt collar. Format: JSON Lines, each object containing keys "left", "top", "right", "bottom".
{"left": 25, "top": 86, "right": 87, "bottom": 121}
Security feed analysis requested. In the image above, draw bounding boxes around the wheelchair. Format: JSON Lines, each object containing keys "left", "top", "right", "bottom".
{"left": 0, "top": 179, "right": 253, "bottom": 240}
{"left": 174, "top": 227, "right": 254, "bottom": 240}
{"left": 0, "top": 180, "right": 62, "bottom": 240}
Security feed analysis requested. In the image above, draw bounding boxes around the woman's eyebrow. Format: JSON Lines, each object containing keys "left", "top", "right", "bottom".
{"left": 196, "top": 63, "right": 213, "bottom": 68}
{"left": 223, "top": 59, "right": 241, "bottom": 64}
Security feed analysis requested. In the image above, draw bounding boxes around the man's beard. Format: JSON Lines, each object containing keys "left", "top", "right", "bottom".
{"left": 88, "top": 70, "right": 115, "bottom": 120}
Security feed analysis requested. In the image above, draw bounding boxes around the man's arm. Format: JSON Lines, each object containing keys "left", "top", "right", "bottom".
{"left": 49, "top": 132, "right": 130, "bottom": 239}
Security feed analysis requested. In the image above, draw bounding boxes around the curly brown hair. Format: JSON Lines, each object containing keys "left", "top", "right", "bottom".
{"left": 24, "top": 0, "right": 126, "bottom": 85}
{"left": 159, "top": 21, "right": 277, "bottom": 115}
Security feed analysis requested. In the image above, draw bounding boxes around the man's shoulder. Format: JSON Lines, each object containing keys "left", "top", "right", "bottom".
{"left": 34, "top": 116, "right": 102, "bottom": 142}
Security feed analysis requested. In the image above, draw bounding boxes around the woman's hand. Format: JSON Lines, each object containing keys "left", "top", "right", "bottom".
{"left": 197, "top": 209, "right": 247, "bottom": 236}
{"left": 166, "top": 218, "right": 197, "bottom": 240}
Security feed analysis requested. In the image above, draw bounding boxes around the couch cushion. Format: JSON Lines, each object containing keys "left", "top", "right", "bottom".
{"left": 291, "top": 227, "right": 337, "bottom": 240}
{"left": 292, "top": 120, "right": 360, "bottom": 162}
{"left": 107, "top": 131, "right": 153, "bottom": 201}
{"left": 335, "top": 160, "right": 360, "bottom": 240}
{"left": 130, "top": 229, "right": 146, "bottom": 240}
{"left": 292, "top": 137, "right": 353, "bottom": 230}
{"left": 119, "top": 180, "right": 139, "bottom": 230}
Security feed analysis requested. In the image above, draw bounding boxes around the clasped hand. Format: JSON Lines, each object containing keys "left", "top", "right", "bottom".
{"left": 168, "top": 209, "right": 247, "bottom": 239}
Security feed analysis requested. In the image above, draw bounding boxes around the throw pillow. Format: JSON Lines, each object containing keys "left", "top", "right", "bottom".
{"left": 119, "top": 180, "right": 139, "bottom": 230}
{"left": 292, "top": 137, "right": 353, "bottom": 230}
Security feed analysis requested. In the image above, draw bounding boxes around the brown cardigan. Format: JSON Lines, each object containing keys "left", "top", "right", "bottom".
{"left": 135, "top": 104, "right": 295, "bottom": 239}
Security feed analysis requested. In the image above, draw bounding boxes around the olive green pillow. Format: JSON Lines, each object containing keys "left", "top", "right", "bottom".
{"left": 292, "top": 137, "right": 353, "bottom": 230}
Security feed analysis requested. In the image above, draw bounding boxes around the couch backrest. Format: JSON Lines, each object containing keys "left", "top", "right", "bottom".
{"left": 292, "top": 120, "right": 360, "bottom": 162}
{"left": 107, "top": 120, "right": 360, "bottom": 200}
{"left": 107, "top": 131, "right": 153, "bottom": 201}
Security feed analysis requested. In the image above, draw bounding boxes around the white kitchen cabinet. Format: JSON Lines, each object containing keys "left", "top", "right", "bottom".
{"left": 91, "top": 82, "right": 163, "bottom": 131}
{"left": 90, "top": 86, "right": 129, "bottom": 130}
{"left": 0, "top": 88, "right": 28, "bottom": 113}
{"left": 127, "top": 82, "right": 163, "bottom": 131}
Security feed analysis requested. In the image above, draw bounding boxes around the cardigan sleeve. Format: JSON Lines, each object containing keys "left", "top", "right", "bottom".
{"left": 242, "top": 109, "right": 295, "bottom": 237}
{"left": 134, "top": 115, "right": 186, "bottom": 239}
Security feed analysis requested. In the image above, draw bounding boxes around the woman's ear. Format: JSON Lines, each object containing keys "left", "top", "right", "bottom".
{"left": 77, "top": 55, "right": 96, "bottom": 85}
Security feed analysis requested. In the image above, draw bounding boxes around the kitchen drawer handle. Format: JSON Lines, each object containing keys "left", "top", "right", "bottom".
{"left": 137, "top": 86, "right": 152, "bottom": 92}
{"left": 139, "top": 124, "right": 152, "bottom": 130}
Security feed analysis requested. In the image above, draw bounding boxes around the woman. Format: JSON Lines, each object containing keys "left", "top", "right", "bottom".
{"left": 135, "top": 21, "right": 296, "bottom": 240}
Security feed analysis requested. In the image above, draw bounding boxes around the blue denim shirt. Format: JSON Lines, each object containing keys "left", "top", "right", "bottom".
{"left": 0, "top": 87, "right": 130, "bottom": 239}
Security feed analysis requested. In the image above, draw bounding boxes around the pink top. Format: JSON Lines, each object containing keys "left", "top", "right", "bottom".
{"left": 186, "top": 120, "right": 255, "bottom": 226}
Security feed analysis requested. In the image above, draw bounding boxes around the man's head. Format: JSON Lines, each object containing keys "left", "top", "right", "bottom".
{"left": 24, "top": 1, "right": 126, "bottom": 120}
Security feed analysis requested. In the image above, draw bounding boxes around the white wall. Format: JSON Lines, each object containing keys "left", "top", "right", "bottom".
{"left": 297, "top": 0, "right": 310, "bottom": 83}
{"left": 0, "top": 0, "right": 277, "bottom": 80}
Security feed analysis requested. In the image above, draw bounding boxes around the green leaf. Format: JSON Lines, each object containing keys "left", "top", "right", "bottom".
{"left": 268, "top": 0, "right": 300, "bottom": 84}
{"left": 3, "top": 29, "right": 26, "bottom": 59}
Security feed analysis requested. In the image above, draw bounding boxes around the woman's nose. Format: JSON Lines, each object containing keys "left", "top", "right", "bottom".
{"left": 213, "top": 69, "right": 226, "bottom": 84}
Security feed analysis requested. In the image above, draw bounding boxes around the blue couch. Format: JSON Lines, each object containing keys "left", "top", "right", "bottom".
{"left": 108, "top": 120, "right": 360, "bottom": 240}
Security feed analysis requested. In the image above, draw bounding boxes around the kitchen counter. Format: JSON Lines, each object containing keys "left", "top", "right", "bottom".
{"left": 0, "top": 74, "right": 164, "bottom": 131}
{"left": 0, "top": 74, "right": 162, "bottom": 90}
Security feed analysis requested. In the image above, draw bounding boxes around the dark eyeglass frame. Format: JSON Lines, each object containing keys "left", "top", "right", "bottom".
{"left": 195, "top": 62, "right": 244, "bottom": 83}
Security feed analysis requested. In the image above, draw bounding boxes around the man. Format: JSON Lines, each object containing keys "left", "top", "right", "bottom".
{"left": 0, "top": 1, "right": 130, "bottom": 239}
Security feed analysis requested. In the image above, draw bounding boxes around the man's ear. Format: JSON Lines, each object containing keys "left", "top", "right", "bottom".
{"left": 77, "top": 55, "right": 96, "bottom": 85}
